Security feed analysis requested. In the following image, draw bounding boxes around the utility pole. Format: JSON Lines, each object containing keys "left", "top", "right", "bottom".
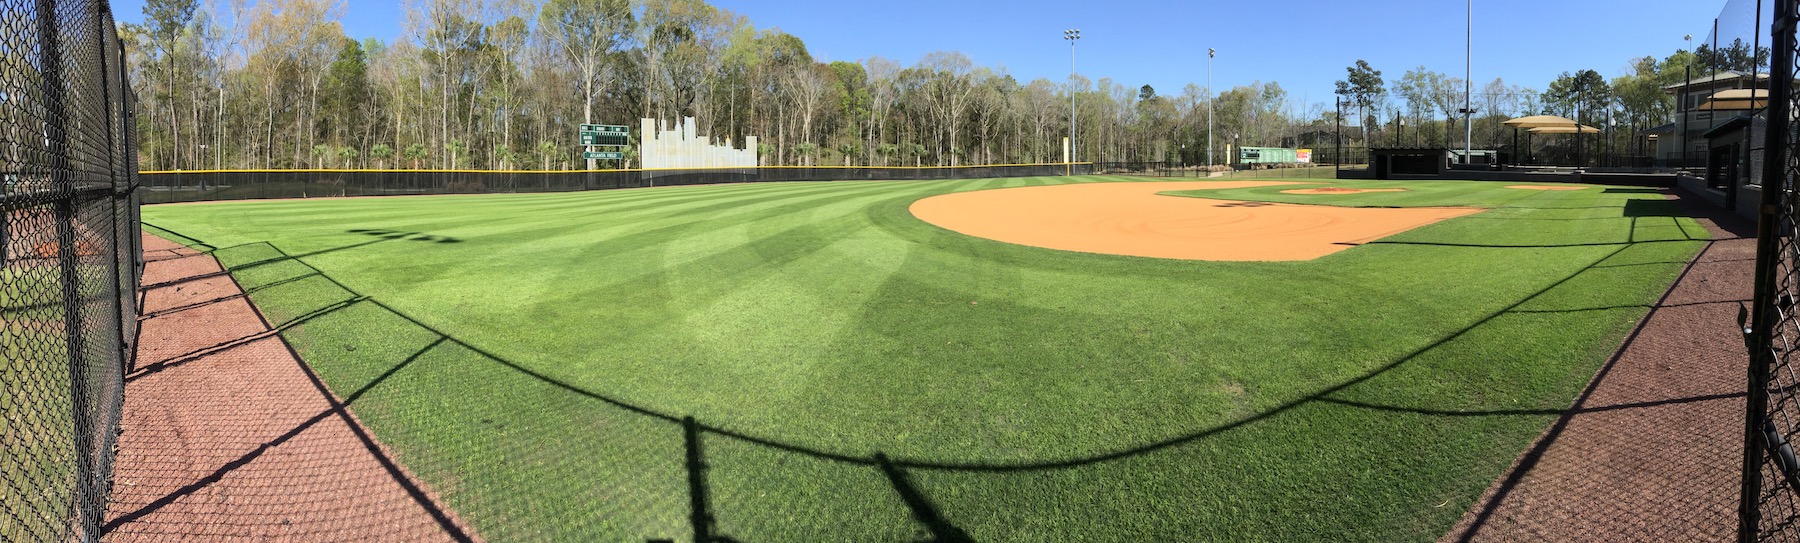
{"left": 1065, "top": 29, "right": 1081, "bottom": 174}
{"left": 1208, "top": 48, "right": 1216, "bottom": 168}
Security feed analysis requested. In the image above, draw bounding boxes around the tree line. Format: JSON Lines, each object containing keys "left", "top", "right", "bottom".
{"left": 1334, "top": 38, "right": 1768, "bottom": 160}
{"left": 123, "top": 0, "right": 1747, "bottom": 171}
{"left": 122, "top": 0, "right": 1344, "bottom": 171}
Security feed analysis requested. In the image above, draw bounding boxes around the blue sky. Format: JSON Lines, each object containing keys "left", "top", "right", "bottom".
{"left": 113, "top": 0, "right": 1731, "bottom": 108}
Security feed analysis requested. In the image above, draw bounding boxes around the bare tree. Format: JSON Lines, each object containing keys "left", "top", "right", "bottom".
{"left": 788, "top": 64, "right": 828, "bottom": 164}
{"left": 537, "top": 0, "right": 632, "bottom": 169}
{"left": 917, "top": 51, "right": 977, "bottom": 165}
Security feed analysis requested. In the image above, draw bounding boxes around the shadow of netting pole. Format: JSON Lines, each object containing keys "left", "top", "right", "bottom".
{"left": 684, "top": 416, "right": 717, "bottom": 543}
{"left": 1742, "top": 0, "right": 1795, "bottom": 539}
{"left": 875, "top": 453, "right": 973, "bottom": 543}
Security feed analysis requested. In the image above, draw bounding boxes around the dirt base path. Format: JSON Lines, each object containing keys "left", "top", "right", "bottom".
{"left": 1441, "top": 190, "right": 1752, "bottom": 542}
{"left": 103, "top": 234, "right": 476, "bottom": 542}
{"left": 908, "top": 181, "right": 1481, "bottom": 261}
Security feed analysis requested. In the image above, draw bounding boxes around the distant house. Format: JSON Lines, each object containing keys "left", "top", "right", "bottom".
{"left": 1646, "top": 70, "right": 1768, "bottom": 165}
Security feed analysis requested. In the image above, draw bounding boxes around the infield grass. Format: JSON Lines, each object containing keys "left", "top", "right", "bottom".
{"left": 141, "top": 176, "right": 1707, "bottom": 542}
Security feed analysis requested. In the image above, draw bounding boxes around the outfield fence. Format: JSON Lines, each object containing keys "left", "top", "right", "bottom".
{"left": 1738, "top": 0, "right": 1800, "bottom": 540}
{"left": 137, "top": 163, "right": 1095, "bottom": 204}
{"left": 1092, "top": 162, "right": 1342, "bottom": 180}
{"left": 0, "top": 0, "right": 142, "bottom": 540}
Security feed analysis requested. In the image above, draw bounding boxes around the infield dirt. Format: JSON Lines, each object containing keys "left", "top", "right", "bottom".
{"left": 908, "top": 181, "right": 1482, "bottom": 261}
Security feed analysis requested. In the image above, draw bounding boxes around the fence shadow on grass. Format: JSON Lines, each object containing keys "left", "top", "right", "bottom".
{"left": 1439, "top": 192, "right": 1758, "bottom": 542}
{"left": 1445, "top": 235, "right": 1748, "bottom": 542}
{"left": 135, "top": 191, "right": 1730, "bottom": 540}
{"left": 108, "top": 232, "right": 477, "bottom": 542}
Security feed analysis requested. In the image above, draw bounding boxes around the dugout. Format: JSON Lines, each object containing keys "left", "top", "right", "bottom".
{"left": 1369, "top": 147, "right": 1448, "bottom": 179}
{"left": 1673, "top": 113, "right": 1764, "bottom": 218}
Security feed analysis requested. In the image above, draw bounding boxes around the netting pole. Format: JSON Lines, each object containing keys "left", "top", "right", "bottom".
{"left": 1336, "top": 97, "right": 1343, "bottom": 175}
{"left": 38, "top": 0, "right": 100, "bottom": 538}
{"left": 1743, "top": 1, "right": 1797, "bottom": 541}
{"left": 94, "top": 0, "right": 128, "bottom": 378}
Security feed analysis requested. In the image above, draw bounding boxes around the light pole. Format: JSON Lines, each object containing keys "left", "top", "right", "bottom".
{"left": 1207, "top": 47, "right": 1215, "bottom": 168}
{"left": 1462, "top": 0, "right": 1473, "bottom": 163}
{"left": 1065, "top": 29, "right": 1081, "bottom": 174}
{"left": 1576, "top": 86, "right": 1585, "bottom": 167}
{"left": 1682, "top": 33, "right": 1693, "bottom": 167}
{"left": 1335, "top": 96, "right": 1343, "bottom": 172}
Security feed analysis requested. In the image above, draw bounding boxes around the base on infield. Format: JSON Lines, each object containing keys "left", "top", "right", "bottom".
{"left": 908, "top": 181, "right": 1482, "bottom": 261}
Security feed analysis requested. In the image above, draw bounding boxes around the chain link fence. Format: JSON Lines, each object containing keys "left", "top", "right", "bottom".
{"left": 1091, "top": 162, "right": 1341, "bottom": 180}
{"left": 1740, "top": 0, "right": 1800, "bottom": 541}
{"left": 0, "top": 0, "right": 141, "bottom": 540}
{"left": 136, "top": 164, "right": 1095, "bottom": 204}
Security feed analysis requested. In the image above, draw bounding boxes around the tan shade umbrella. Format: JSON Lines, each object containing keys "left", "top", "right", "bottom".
{"left": 1503, "top": 115, "right": 1579, "bottom": 128}
{"left": 1699, "top": 88, "right": 1769, "bottom": 111}
{"left": 1527, "top": 124, "right": 1602, "bottom": 134}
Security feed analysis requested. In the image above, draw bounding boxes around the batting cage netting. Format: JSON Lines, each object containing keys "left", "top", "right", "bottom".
{"left": 0, "top": 0, "right": 142, "bottom": 540}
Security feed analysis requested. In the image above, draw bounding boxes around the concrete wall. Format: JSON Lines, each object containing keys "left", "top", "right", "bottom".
{"left": 1675, "top": 173, "right": 1761, "bottom": 220}
{"left": 640, "top": 117, "right": 758, "bottom": 170}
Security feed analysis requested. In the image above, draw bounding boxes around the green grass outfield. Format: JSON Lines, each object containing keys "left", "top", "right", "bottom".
{"left": 141, "top": 176, "right": 1706, "bottom": 542}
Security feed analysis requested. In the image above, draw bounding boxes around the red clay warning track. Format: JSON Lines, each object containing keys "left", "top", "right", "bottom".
{"left": 105, "top": 235, "right": 476, "bottom": 542}
{"left": 908, "top": 181, "right": 1482, "bottom": 261}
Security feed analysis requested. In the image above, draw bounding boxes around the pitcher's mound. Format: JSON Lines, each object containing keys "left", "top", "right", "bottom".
{"left": 909, "top": 182, "right": 1482, "bottom": 261}
{"left": 1280, "top": 187, "right": 1409, "bottom": 195}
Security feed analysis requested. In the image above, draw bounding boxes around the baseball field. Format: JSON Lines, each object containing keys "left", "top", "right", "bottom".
{"left": 140, "top": 175, "right": 1704, "bottom": 541}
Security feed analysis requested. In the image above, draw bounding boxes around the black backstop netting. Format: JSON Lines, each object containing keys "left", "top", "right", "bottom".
{"left": 0, "top": 0, "right": 141, "bottom": 540}
{"left": 136, "top": 164, "right": 1094, "bottom": 204}
{"left": 1744, "top": 0, "right": 1800, "bottom": 541}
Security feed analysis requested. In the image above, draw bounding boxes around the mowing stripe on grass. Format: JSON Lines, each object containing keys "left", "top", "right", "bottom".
{"left": 142, "top": 176, "right": 1705, "bottom": 542}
